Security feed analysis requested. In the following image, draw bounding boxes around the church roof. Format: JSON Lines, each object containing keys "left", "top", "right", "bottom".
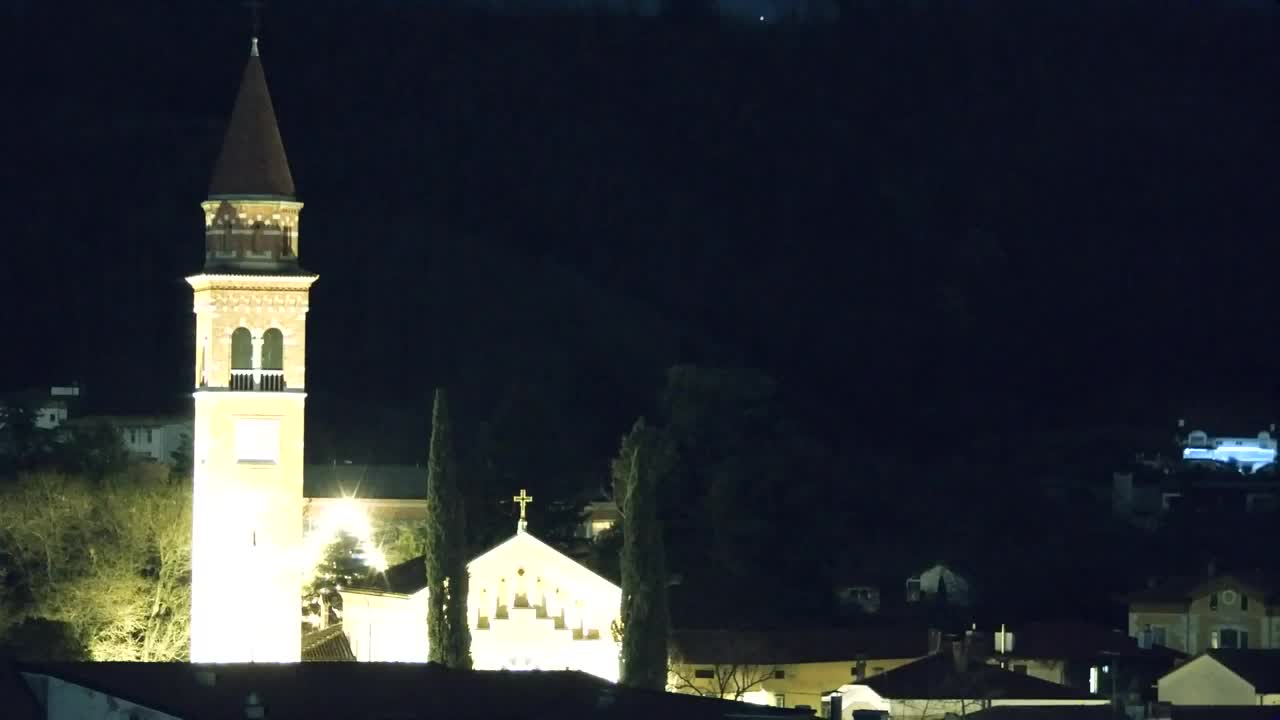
{"left": 208, "top": 39, "right": 295, "bottom": 198}
{"left": 304, "top": 463, "right": 426, "bottom": 500}
{"left": 358, "top": 554, "right": 427, "bottom": 595}
{"left": 348, "top": 531, "right": 620, "bottom": 597}
{"left": 15, "top": 662, "right": 809, "bottom": 720}
{"left": 301, "top": 625, "right": 357, "bottom": 662}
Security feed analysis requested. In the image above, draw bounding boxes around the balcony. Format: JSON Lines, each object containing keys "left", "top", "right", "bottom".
{"left": 229, "top": 369, "right": 286, "bottom": 392}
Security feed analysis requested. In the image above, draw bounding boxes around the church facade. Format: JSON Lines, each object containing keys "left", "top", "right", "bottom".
{"left": 188, "top": 38, "right": 315, "bottom": 663}
{"left": 341, "top": 515, "right": 622, "bottom": 681}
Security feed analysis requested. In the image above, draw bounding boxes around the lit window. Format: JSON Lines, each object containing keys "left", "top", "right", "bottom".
{"left": 774, "top": 694, "right": 786, "bottom": 707}
{"left": 235, "top": 418, "right": 280, "bottom": 463}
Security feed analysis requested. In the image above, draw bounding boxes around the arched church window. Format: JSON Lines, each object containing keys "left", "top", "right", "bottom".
{"left": 230, "top": 328, "right": 253, "bottom": 390}
{"left": 231, "top": 328, "right": 253, "bottom": 369}
{"left": 262, "top": 328, "right": 284, "bottom": 370}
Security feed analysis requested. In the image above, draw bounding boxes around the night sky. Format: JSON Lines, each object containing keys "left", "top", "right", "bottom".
{"left": 3, "top": 0, "right": 1280, "bottom": 631}
{"left": 5, "top": 0, "right": 1280, "bottom": 464}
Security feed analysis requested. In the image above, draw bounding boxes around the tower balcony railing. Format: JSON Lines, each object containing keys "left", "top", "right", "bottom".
{"left": 229, "top": 369, "right": 286, "bottom": 392}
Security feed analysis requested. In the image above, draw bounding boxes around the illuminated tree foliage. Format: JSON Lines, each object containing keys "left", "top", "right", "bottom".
{"left": 302, "top": 531, "right": 367, "bottom": 629}
{"left": 0, "top": 471, "right": 191, "bottom": 661}
{"left": 424, "top": 388, "right": 472, "bottom": 669}
{"left": 616, "top": 418, "right": 673, "bottom": 690}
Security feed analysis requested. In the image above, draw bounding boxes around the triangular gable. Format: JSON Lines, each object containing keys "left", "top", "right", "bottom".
{"left": 1158, "top": 652, "right": 1259, "bottom": 704}
{"left": 346, "top": 530, "right": 619, "bottom": 599}
{"left": 468, "top": 531, "right": 620, "bottom": 598}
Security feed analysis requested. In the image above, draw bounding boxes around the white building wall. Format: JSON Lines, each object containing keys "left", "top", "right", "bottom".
{"left": 1158, "top": 655, "right": 1256, "bottom": 705}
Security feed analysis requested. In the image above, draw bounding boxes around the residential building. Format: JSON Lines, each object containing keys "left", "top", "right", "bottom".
{"left": 1112, "top": 423, "right": 1280, "bottom": 525}
{"left": 844, "top": 647, "right": 1108, "bottom": 719}
{"left": 668, "top": 627, "right": 941, "bottom": 710}
{"left": 1126, "top": 575, "right": 1280, "bottom": 654}
{"left": 834, "top": 584, "right": 882, "bottom": 615}
{"left": 67, "top": 415, "right": 191, "bottom": 465}
{"left": 582, "top": 498, "right": 620, "bottom": 539}
{"left": 976, "top": 621, "right": 1183, "bottom": 711}
{"left": 905, "top": 564, "right": 973, "bottom": 606}
{"left": 1157, "top": 649, "right": 1280, "bottom": 705}
{"left": 0, "top": 385, "right": 81, "bottom": 431}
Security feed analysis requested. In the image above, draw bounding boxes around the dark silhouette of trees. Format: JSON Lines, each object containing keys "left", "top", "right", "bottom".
{"left": 617, "top": 418, "right": 673, "bottom": 690}
{"left": 424, "top": 388, "right": 472, "bottom": 669}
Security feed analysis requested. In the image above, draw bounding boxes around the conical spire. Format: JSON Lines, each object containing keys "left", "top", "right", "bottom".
{"left": 208, "top": 38, "right": 295, "bottom": 198}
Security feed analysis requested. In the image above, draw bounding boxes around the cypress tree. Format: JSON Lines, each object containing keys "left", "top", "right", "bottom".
{"left": 424, "top": 387, "right": 472, "bottom": 668}
{"left": 616, "top": 418, "right": 672, "bottom": 690}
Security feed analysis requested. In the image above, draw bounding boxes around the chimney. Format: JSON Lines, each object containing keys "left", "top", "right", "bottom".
{"left": 195, "top": 669, "right": 216, "bottom": 688}
{"left": 1207, "top": 559, "right": 1217, "bottom": 578}
{"left": 827, "top": 691, "right": 843, "bottom": 720}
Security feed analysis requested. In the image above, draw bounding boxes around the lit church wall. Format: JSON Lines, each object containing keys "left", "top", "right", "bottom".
{"left": 340, "top": 531, "right": 622, "bottom": 681}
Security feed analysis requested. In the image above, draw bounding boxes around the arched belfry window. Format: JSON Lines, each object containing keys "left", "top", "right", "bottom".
{"left": 230, "top": 327, "right": 253, "bottom": 390}
{"left": 231, "top": 328, "right": 253, "bottom": 369}
{"left": 262, "top": 328, "right": 284, "bottom": 370}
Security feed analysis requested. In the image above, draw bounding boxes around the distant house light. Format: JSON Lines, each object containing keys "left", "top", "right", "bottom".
{"left": 1181, "top": 429, "right": 1277, "bottom": 472}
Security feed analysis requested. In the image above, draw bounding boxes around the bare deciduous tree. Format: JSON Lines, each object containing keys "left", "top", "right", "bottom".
{"left": 669, "top": 660, "right": 781, "bottom": 702}
{"left": 0, "top": 471, "right": 191, "bottom": 660}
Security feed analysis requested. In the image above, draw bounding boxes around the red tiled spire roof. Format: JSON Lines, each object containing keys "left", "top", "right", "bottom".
{"left": 208, "top": 38, "right": 295, "bottom": 198}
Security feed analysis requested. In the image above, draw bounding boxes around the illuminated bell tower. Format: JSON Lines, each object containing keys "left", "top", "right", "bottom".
{"left": 188, "top": 37, "right": 315, "bottom": 662}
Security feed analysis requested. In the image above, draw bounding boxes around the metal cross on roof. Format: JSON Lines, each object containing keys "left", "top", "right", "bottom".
{"left": 512, "top": 489, "right": 534, "bottom": 519}
{"left": 512, "top": 489, "right": 533, "bottom": 533}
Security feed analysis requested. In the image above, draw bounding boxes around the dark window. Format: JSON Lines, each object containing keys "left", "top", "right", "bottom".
{"left": 1014, "top": 665, "right": 1028, "bottom": 675}
{"left": 262, "top": 328, "right": 284, "bottom": 370}
{"left": 694, "top": 669, "right": 715, "bottom": 679}
{"left": 774, "top": 670, "right": 785, "bottom": 679}
{"left": 1210, "top": 593, "right": 1219, "bottom": 611}
{"left": 906, "top": 578, "right": 922, "bottom": 602}
{"left": 1242, "top": 595, "right": 1249, "bottom": 611}
{"left": 231, "top": 327, "right": 253, "bottom": 369}
{"left": 1220, "top": 628, "right": 1248, "bottom": 649}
